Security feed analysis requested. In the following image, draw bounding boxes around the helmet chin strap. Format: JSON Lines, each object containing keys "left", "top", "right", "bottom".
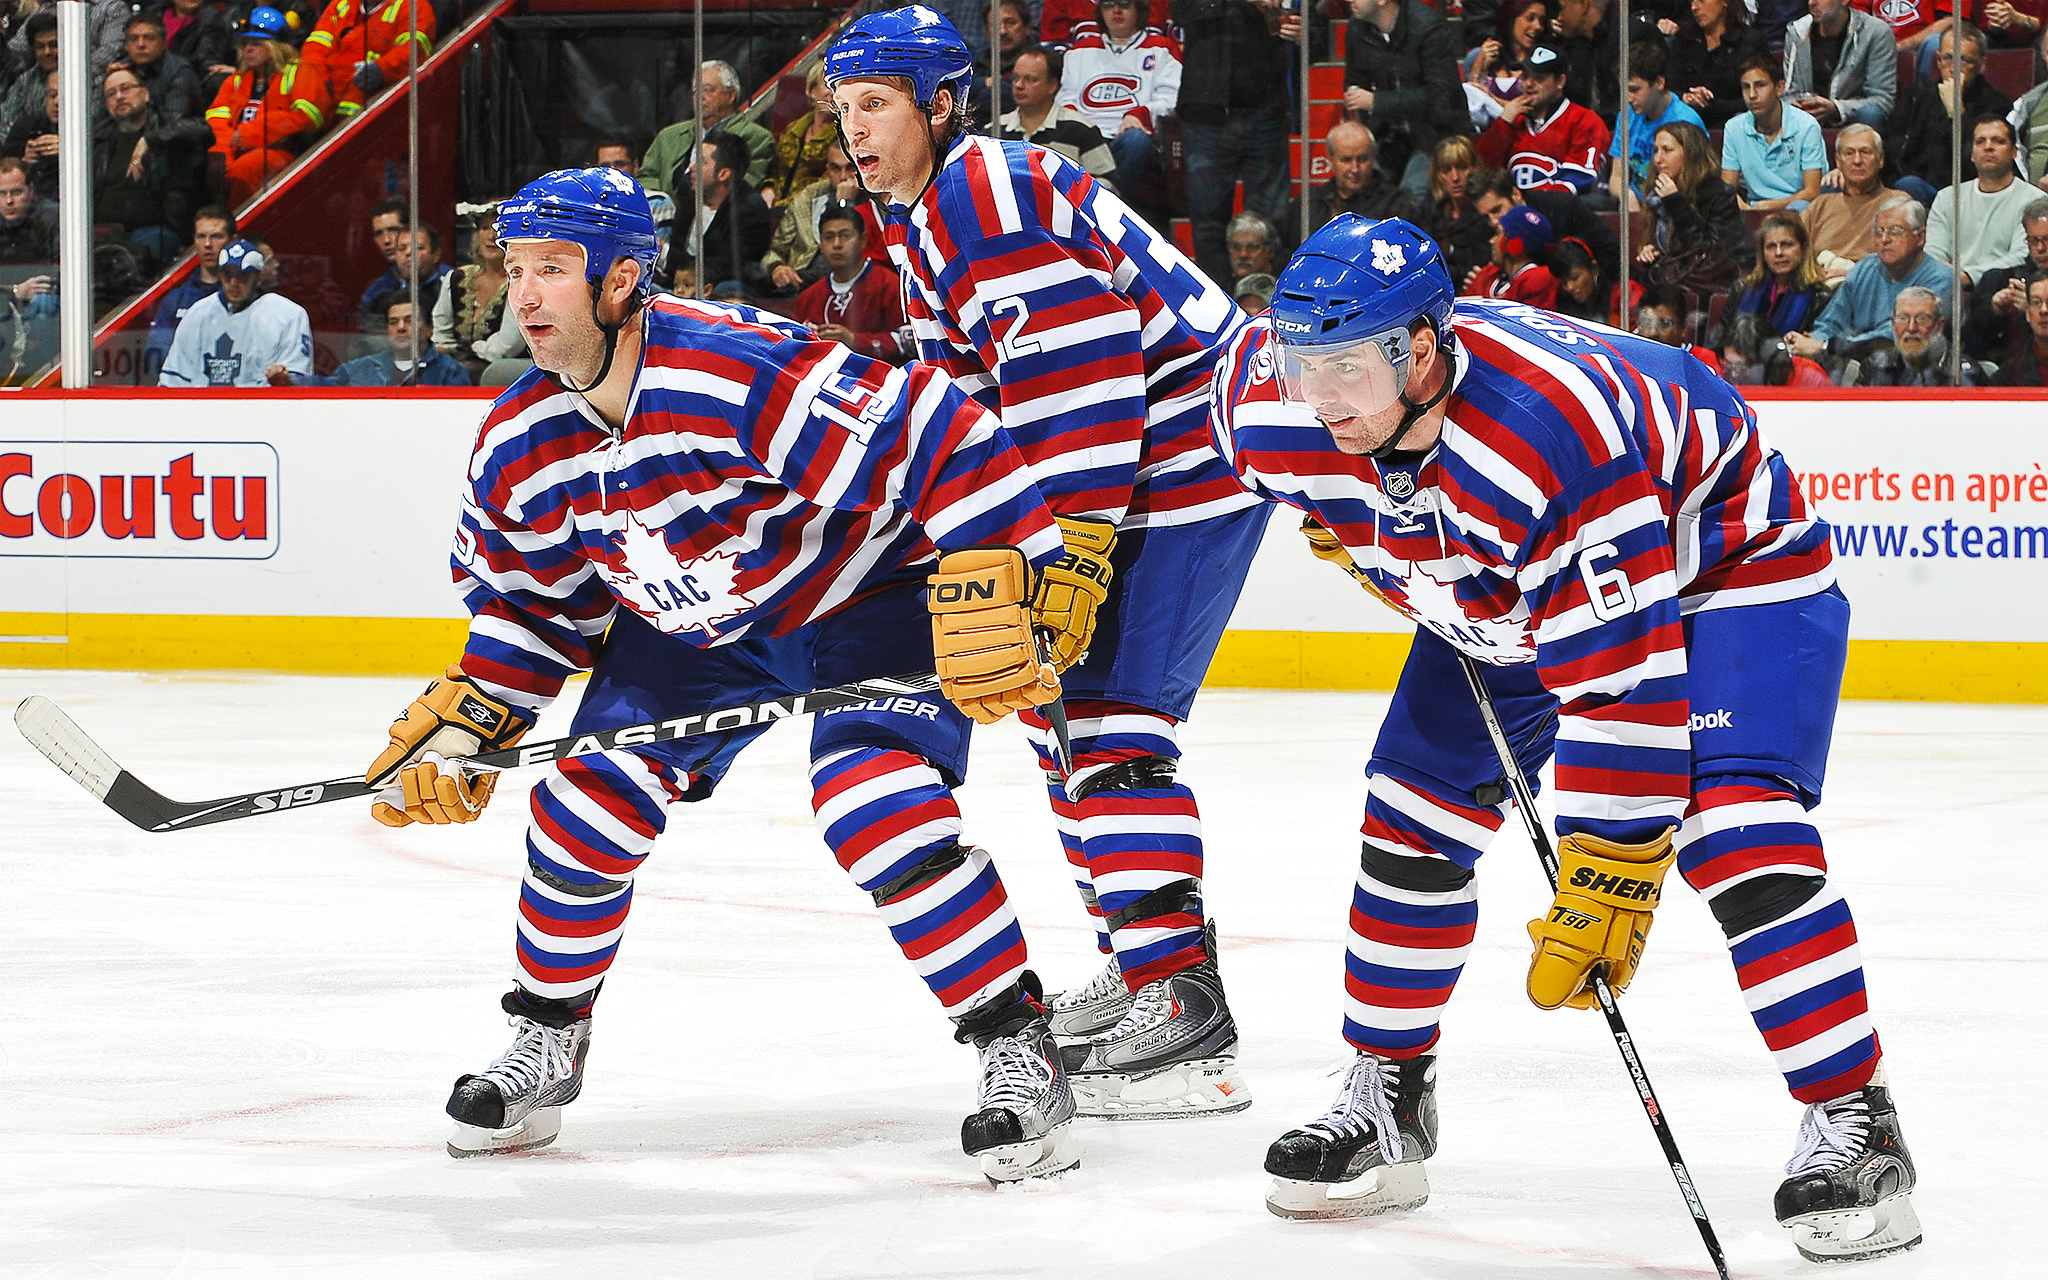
{"left": 550, "top": 278, "right": 643, "bottom": 397}
{"left": 1367, "top": 327, "right": 1452, "bottom": 461}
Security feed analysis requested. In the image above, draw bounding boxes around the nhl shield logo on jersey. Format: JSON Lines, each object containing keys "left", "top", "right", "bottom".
{"left": 603, "top": 515, "right": 756, "bottom": 639}
{"left": 1384, "top": 470, "right": 1416, "bottom": 499}
{"left": 1371, "top": 239, "right": 1406, "bottom": 275}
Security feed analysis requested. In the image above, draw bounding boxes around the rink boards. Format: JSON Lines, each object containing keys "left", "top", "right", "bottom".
{"left": 2, "top": 387, "right": 2044, "bottom": 701}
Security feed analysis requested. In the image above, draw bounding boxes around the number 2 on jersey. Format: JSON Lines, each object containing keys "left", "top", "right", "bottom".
{"left": 989, "top": 295, "right": 1042, "bottom": 361}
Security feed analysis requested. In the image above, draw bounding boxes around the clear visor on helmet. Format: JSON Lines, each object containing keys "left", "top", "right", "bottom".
{"left": 1275, "top": 326, "right": 1413, "bottom": 423}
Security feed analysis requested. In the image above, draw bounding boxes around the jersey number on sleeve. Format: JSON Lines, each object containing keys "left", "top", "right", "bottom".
{"left": 1578, "top": 542, "right": 1636, "bottom": 621}
{"left": 989, "top": 295, "right": 1042, "bottom": 361}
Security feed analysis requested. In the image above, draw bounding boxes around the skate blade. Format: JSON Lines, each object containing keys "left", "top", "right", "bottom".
{"left": 978, "top": 1119, "right": 1081, "bottom": 1184}
{"left": 446, "top": 1107, "right": 562, "bottom": 1158}
{"left": 1265, "top": 1161, "right": 1430, "bottom": 1220}
{"left": 1784, "top": 1191, "right": 1923, "bottom": 1262}
{"left": 1073, "top": 1057, "right": 1252, "bottom": 1120}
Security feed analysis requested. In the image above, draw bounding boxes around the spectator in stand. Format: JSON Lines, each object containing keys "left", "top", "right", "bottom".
{"left": 1233, "top": 270, "right": 1274, "bottom": 314}
{"left": 1551, "top": 0, "right": 1621, "bottom": 120}
{"left": 1060, "top": 0, "right": 1180, "bottom": 196}
{"left": 1466, "top": 0, "right": 1548, "bottom": 96}
{"left": 1285, "top": 121, "right": 1423, "bottom": 248}
{"left": 938, "top": 0, "right": 1039, "bottom": 69}
{"left": 357, "top": 197, "right": 413, "bottom": 315}
{"left": 159, "top": 238, "right": 310, "bottom": 385}
{"left": 594, "top": 137, "right": 676, "bottom": 261}
{"left": 95, "top": 64, "right": 209, "bottom": 274}
{"left": 118, "top": 14, "right": 203, "bottom": 125}
{"left": 791, "top": 202, "right": 909, "bottom": 364}
{"left": 1227, "top": 209, "right": 1284, "bottom": 287}
{"left": 1171, "top": 0, "right": 1299, "bottom": 288}
{"left": 299, "top": 0, "right": 436, "bottom": 125}
{"left": 1991, "top": 274, "right": 2048, "bottom": 383}
{"left": 1, "top": 12, "right": 55, "bottom": 146}
{"left": 1783, "top": 0, "right": 1897, "bottom": 130}
{"left": 1885, "top": 21, "right": 2010, "bottom": 207}
{"left": 0, "top": 156, "right": 56, "bottom": 357}
{"left": 1668, "top": 0, "right": 1769, "bottom": 129}
{"left": 1853, "top": 0, "right": 1947, "bottom": 56}
{"left": 144, "top": 203, "right": 234, "bottom": 379}
{"left": 1550, "top": 233, "right": 1642, "bottom": 325}
{"left": 153, "top": 0, "right": 238, "bottom": 103}
{"left": 1716, "top": 311, "right": 1835, "bottom": 385}
{"left": 1608, "top": 40, "right": 1703, "bottom": 195}
{"left": 1804, "top": 124, "right": 1900, "bottom": 277}
{"left": 1634, "top": 281, "right": 1718, "bottom": 368}
{"left": 640, "top": 60, "right": 774, "bottom": 197}
{"left": 1633, "top": 120, "right": 1751, "bottom": 287}
{"left": 3, "top": 68, "right": 55, "bottom": 191}
{"left": 1474, "top": 42, "right": 1609, "bottom": 194}
{"left": 1965, "top": 197, "right": 2048, "bottom": 360}
{"left": 1984, "top": 0, "right": 2048, "bottom": 46}
{"left": 967, "top": 0, "right": 1033, "bottom": 121}
{"left": 6, "top": 0, "right": 128, "bottom": 93}
{"left": 1425, "top": 134, "right": 1493, "bottom": 284}
{"left": 1858, "top": 284, "right": 1982, "bottom": 383}
{"left": 764, "top": 138, "right": 862, "bottom": 295}
{"left": 1462, "top": 202, "right": 1559, "bottom": 305}
{"left": 286, "top": 287, "right": 471, "bottom": 385}
{"left": 1789, "top": 190, "right": 1956, "bottom": 355}
{"left": 1721, "top": 55, "right": 1826, "bottom": 211}
{"left": 394, "top": 223, "right": 456, "bottom": 349}
{"left": 1471, "top": 162, "right": 1620, "bottom": 268}
{"left": 206, "top": 7, "right": 330, "bottom": 206}
{"left": 1040, "top": 0, "right": 1098, "bottom": 48}
{"left": 448, "top": 207, "right": 525, "bottom": 381}
{"left": 770, "top": 63, "right": 838, "bottom": 206}
{"left": 1003, "top": 43, "right": 1117, "bottom": 181}
{"left": 1341, "top": 0, "right": 1469, "bottom": 203}
{"left": 1734, "top": 212, "right": 1834, "bottom": 336}
{"left": 1928, "top": 116, "right": 2039, "bottom": 286}
{"left": 2011, "top": 24, "right": 2047, "bottom": 190}
{"left": 664, "top": 132, "right": 771, "bottom": 295}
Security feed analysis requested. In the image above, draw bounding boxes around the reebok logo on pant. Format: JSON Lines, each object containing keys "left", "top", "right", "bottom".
{"left": 1689, "top": 709, "right": 1734, "bottom": 732}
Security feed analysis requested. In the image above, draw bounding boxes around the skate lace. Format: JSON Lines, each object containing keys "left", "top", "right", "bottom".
{"left": 979, "top": 1034, "right": 1054, "bottom": 1113}
{"left": 1302, "top": 1054, "right": 1404, "bottom": 1162}
{"left": 1785, "top": 1093, "right": 1873, "bottom": 1178}
{"left": 1051, "top": 957, "right": 1125, "bottom": 1012}
{"left": 1100, "top": 975, "right": 1176, "bottom": 1041}
{"left": 479, "top": 1017, "right": 577, "bottom": 1099}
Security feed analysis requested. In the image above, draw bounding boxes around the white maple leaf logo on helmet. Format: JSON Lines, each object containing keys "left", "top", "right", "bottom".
{"left": 1371, "top": 239, "right": 1406, "bottom": 275}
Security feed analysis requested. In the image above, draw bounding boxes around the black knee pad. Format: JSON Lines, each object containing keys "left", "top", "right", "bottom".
{"left": 867, "top": 843, "right": 971, "bottom": 907}
{"left": 1707, "top": 873, "right": 1826, "bottom": 939}
{"left": 1071, "top": 753, "right": 1178, "bottom": 802}
{"left": 1360, "top": 843, "right": 1474, "bottom": 894}
{"left": 1103, "top": 877, "right": 1203, "bottom": 933}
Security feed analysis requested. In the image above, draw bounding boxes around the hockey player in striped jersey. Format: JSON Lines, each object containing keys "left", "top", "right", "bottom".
{"left": 827, "top": 5, "right": 1273, "bottom": 1121}
{"left": 368, "top": 167, "right": 1088, "bottom": 1182}
{"left": 1210, "top": 215, "right": 1918, "bottom": 1262}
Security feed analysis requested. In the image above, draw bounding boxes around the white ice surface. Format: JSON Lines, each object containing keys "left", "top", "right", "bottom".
{"left": 2, "top": 671, "right": 2041, "bottom": 1279}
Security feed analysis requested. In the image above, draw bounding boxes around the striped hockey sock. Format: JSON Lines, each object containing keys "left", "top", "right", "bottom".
{"left": 811, "top": 746, "right": 1027, "bottom": 1014}
{"left": 1679, "top": 777, "right": 1880, "bottom": 1103}
{"left": 516, "top": 749, "right": 685, "bottom": 1015}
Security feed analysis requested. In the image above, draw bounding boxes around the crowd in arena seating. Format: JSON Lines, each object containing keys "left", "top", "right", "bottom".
{"left": 6, "top": 0, "right": 2048, "bottom": 388}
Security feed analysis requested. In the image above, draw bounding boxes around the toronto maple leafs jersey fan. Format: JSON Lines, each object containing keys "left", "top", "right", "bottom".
{"left": 156, "top": 288, "right": 312, "bottom": 387}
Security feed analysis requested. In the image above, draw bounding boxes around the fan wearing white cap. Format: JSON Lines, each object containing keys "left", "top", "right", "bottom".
{"left": 158, "top": 238, "right": 312, "bottom": 387}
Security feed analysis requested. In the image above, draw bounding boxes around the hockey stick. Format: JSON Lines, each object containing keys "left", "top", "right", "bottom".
{"left": 13, "top": 671, "right": 944, "bottom": 835}
{"left": 1454, "top": 652, "right": 1733, "bottom": 1280}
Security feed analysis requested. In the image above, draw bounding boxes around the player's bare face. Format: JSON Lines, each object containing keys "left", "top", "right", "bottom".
{"left": 833, "top": 78, "right": 937, "bottom": 204}
{"left": 505, "top": 241, "right": 604, "bottom": 381}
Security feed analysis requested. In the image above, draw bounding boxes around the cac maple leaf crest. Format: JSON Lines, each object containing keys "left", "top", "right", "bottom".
{"left": 603, "top": 515, "right": 756, "bottom": 638}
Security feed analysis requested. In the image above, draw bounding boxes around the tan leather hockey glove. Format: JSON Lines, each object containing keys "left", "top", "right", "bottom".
{"left": 1526, "top": 830, "right": 1678, "bottom": 1010}
{"left": 930, "top": 547, "right": 1062, "bottom": 724}
{"left": 367, "top": 664, "right": 530, "bottom": 827}
{"left": 1301, "top": 515, "right": 1403, "bottom": 614}
{"left": 1031, "top": 515, "right": 1117, "bottom": 672}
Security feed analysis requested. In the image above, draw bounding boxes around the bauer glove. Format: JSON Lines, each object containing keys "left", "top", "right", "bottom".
{"left": 366, "top": 664, "right": 530, "bottom": 827}
{"left": 1526, "top": 830, "right": 1677, "bottom": 1010}
{"left": 1031, "top": 515, "right": 1116, "bottom": 673}
{"left": 1301, "top": 515, "right": 1402, "bottom": 614}
{"left": 930, "top": 547, "right": 1062, "bottom": 724}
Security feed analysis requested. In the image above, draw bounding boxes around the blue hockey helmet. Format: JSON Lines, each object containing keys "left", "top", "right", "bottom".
{"left": 1269, "top": 216, "right": 1455, "bottom": 430}
{"left": 824, "top": 4, "right": 975, "bottom": 110}
{"left": 495, "top": 167, "right": 660, "bottom": 298}
{"left": 238, "top": 6, "right": 289, "bottom": 40}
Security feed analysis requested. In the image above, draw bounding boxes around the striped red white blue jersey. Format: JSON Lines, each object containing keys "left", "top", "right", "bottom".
{"left": 454, "top": 294, "right": 1063, "bottom": 714}
{"left": 882, "top": 133, "right": 1259, "bottom": 529}
{"left": 1211, "top": 299, "right": 1836, "bottom": 841}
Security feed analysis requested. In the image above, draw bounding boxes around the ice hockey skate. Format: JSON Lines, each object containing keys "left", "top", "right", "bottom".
{"left": 955, "top": 976, "right": 1080, "bottom": 1183}
{"left": 1064, "top": 937, "right": 1249, "bottom": 1120}
{"left": 1774, "top": 1068, "right": 1921, "bottom": 1262}
{"left": 445, "top": 991, "right": 592, "bottom": 1158}
{"left": 1047, "top": 954, "right": 1134, "bottom": 1049}
{"left": 1264, "top": 1052, "right": 1437, "bottom": 1219}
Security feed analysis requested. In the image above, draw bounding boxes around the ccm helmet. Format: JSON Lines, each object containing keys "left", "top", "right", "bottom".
{"left": 1268, "top": 215, "right": 1456, "bottom": 459}
{"left": 496, "top": 167, "right": 661, "bottom": 393}
{"left": 824, "top": 4, "right": 975, "bottom": 110}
